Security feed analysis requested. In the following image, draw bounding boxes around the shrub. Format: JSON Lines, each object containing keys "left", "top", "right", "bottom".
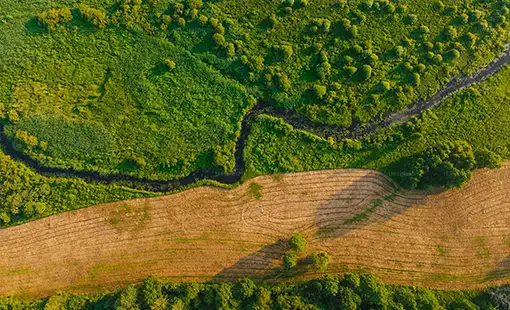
{"left": 165, "top": 58, "right": 176, "bottom": 70}
{"left": 38, "top": 8, "right": 72, "bottom": 31}
{"left": 475, "top": 148, "right": 502, "bottom": 169}
{"left": 310, "top": 251, "right": 330, "bottom": 272}
{"left": 313, "top": 85, "right": 327, "bottom": 99}
{"left": 283, "top": 253, "right": 298, "bottom": 270}
{"left": 289, "top": 233, "right": 307, "bottom": 252}
{"left": 213, "top": 33, "right": 226, "bottom": 47}
{"left": 78, "top": 4, "right": 107, "bottom": 29}
{"left": 445, "top": 48, "right": 460, "bottom": 61}
{"left": 360, "top": 65, "right": 373, "bottom": 81}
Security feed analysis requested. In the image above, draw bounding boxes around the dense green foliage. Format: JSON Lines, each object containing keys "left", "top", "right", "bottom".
{"left": 0, "top": 273, "right": 503, "bottom": 309}
{"left": 1, "top": 0, "right": 509, "bottom": 179}
{"left": 244, "top": 64, "right": 510, "bottom": 189}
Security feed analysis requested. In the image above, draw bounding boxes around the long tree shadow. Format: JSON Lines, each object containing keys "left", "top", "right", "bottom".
{"left": 212, "top": 171, "right": 422, "bottom": 282}
{"left": 212, "top": 240, "right": 291, "bottom": 282}
{"left": 313, "top": 171, "right": 419, "bottom": 239}
{"left": 485, "top": 256, "right": 510, "bottom": 282}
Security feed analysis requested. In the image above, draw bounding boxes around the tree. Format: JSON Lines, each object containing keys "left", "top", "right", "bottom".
{"left": 165, "top": 58, "right": 176, "bottom": 70}
{"left": 313, "top": 84, "right": 327, "bottom": 99}
{"left": 360, "top": 65, "right": 373, "bottom": 81}
{"left": 289, "top": 232, "right": 307, "bottom": 252}
{"left": 359, "top": 274, "right": 388, "bottom": 309}
{"left": 344, "top": 66, "right": 358, "bottom": 76}
{"left": 114, "top": 285, "right": 140, "bottom": 310}
{"left": 277, "top": 73, "right": 291, "bottom": 92}
{"left": 78, "top": 4, "right": 107, "bottom": 28}
{"left": 38, "top": 8, "right": 72, "bottom": 31}
{"left": 443, "top": 26, "right": 458, "bottom": 41}
{"left": 398, "top": 140, "right": 477, "bottom": 189}
{"left": 445, "top": 48, "right": 460, "bottom": 61}
{"left": 283, "top": 252, "right": 298, "bottom": 270}
{"left": 140, "top": 276, "right": 163, "bottom": 309}
{"left": 475, "top": 148, "right": 502, "bottom": 169}
{"left": 337, "top": 287, "right": 361, "bottom": 310}
{"left": 310, "top": 251, "right": 330, "bottom": 272}
{"left": 233, "top": 278, "right": 256, "bottom": 301}
{"left": 412, "top": 73, "right": 421, "bottom": 87}
{"left": 212, "top": 33, "right": 226, "bottom": 47}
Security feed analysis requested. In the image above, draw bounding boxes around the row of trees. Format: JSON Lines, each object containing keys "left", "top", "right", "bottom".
{"left": 2, "top": 273, "right": 502, "bottom": 309}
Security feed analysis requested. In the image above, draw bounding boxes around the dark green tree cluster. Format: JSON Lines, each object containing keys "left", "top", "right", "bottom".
{"left": 0, "top": 273, "right": 500, "bottom": 309}
{"left": 396, "top": 140, "right": 502, "bottom": 189}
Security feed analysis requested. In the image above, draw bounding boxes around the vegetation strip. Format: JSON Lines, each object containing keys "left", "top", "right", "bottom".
{"left": 0, "top": 47, "right": 509, "bottom": 192}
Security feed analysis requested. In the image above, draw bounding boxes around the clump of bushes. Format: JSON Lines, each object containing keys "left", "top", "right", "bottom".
{"left": 289, "top": 233, "right": 307, "bottom": 252}
{"left": 393, "top": 140, "right": 501, "bottom": 189}
{"left": 78, "top": 4, "right": 107, "bottom": 29}
{"left": 38, "top": 8, "right": 72, "bottom": 31}
{"left": 310, "top": 251, "right": 330, "bottom": 272}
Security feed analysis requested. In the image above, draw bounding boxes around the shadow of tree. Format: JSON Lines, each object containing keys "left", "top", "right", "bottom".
{"left": 313, "top": 171, "right": 414, "bottom": 239}
{"left": 24, "top": 17, "right": 46, "bottom": 35}
{"left": 212, "top": 171, "right": 420, "bottom": 282}
{"left": 212, "top": 239, "right": 311, "bottom": 282}
{"left": 485, "top": 256, "right": 510, "bottom": 282}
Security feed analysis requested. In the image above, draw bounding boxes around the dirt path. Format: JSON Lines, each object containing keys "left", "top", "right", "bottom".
{"left": 1, "top": 164, "right": 509, "bottom": 298}
{"left": 0, "top": 48, "right": 509, "bottom": 192}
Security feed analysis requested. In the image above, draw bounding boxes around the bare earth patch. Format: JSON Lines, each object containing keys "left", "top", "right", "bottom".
{"left": 1, "top": 164, "right": 510, "bottom": 298}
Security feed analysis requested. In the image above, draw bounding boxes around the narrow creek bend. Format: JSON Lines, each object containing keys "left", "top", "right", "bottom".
{"left": 1, "top": 48, "right": 509, "bottom": 193}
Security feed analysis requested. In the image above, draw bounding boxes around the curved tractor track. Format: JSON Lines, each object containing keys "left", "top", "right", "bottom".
{"left": 0, "top": 48, "right": 509, "bottom": 192}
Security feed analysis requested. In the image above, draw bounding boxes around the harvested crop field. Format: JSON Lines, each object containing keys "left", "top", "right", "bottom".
{"left": 1, "top": 164, "right": 510, "bottom": 298}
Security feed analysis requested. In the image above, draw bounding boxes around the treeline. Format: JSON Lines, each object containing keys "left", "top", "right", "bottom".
{"left": 0, "top": 273, "right": 505, "bottom": 309}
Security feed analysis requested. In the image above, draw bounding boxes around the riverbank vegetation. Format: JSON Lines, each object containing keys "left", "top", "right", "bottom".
{"left": 244, "top": 63, "right": 510, "bottom": 189}
{"left": 1, "top": 0, "right": 508, "bottom": 180}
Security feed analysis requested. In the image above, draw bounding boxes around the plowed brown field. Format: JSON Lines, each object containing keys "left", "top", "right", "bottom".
{"left": 1, "top": 164, "right": 510, "bottom": 298}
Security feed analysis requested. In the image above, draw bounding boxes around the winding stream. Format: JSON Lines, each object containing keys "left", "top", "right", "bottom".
{"left": 1, "top": 47, "right": 509, "bottom": 192}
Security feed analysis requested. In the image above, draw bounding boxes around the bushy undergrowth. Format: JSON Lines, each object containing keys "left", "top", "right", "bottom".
{"left": 0, "top": 273, "right": 502, "bottom": 309}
